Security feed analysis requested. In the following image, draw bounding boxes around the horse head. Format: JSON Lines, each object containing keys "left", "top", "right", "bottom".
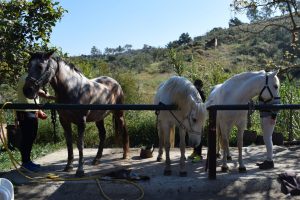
{"left": 186, "top": 95, "right": 207, "bottom": 147}
{"left": 258, "top": 70, "right": 281, "bottom": 104}
{"left": 23, "top": 51, "right": 56, "bottom": 99}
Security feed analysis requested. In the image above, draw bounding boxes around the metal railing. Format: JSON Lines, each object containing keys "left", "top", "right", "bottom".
{"left": 0, "top": 103, "right": 177, "bottom": 111}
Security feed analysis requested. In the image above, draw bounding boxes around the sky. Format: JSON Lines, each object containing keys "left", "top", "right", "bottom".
{"left": 50, "top": 0, "right": 249, "bottom": 56}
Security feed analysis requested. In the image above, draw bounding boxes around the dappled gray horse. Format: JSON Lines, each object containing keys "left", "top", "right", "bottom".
{"left": 23, "top": 51, "right": 129, "bottom": 177}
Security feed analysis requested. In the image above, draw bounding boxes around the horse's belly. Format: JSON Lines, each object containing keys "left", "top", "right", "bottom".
{"left": 86, "top": 110, "right": 110, "bottom": 122}
{"left": 58, "top": 110, "right": 109, "bottom": 123}
{"left": 218, "top": 110, "right": 247, "bottom": 125}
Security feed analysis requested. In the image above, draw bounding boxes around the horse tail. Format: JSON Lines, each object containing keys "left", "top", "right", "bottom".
{"left": 113, "top": 90, "right": 129, "bottom": 158}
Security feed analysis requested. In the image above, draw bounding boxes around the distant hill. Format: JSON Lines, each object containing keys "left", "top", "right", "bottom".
{"left": 69, "top": 16, "right": 298, "bottom": 103}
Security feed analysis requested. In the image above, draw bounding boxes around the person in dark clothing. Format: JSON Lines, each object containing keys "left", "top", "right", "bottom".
{"left": 16, "top": 73, "right": 55, "bottom": 172}
{"left": 188, "top": 79, "right": 206, "bottom": 163}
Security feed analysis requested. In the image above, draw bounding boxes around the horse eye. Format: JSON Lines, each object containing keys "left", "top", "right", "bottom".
{"left": 274, "top": 85, "right": 278, "bottom": 89}
{"left": 192, "top": 118, "right": 197, "bottom": 123}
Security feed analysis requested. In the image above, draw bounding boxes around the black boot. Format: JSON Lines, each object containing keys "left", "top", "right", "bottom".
{"left": 256, "top": 160, "right": 274, "bottom": 169}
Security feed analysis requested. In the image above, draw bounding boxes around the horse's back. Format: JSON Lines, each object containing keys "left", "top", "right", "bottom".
{"left": 91, "top": 76, "right": 124, "bottom": 103}
{"left": 154, "top": 76, "right": 198, "bottom": 105}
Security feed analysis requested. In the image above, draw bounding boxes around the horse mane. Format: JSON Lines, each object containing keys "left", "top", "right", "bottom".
{"left": 55, "top": 57, "right": 82, "bottom": 75}
{"left": 29, "top": 52, "right": 83, "bottom": 75}
{"left": 160, "top": 76, "right": 202, "bottom": 106}
{"left": 67, "top": 62, "right": 82, "bottom": 74}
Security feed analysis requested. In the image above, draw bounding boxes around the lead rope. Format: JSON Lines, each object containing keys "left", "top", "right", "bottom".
{"left": 50, "top": 109, "right": 57, "bottom": 143}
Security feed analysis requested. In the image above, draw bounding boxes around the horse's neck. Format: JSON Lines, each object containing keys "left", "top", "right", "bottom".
{"left": 224, "top": 74, "right": 265, "bottom": 103}
{"left": 50, "top": 61, "right": 85, "bottom": 102}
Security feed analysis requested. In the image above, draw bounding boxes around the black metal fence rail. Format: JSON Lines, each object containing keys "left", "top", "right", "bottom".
{"left": 206, "top": 104, "right": 300, "bottom": 180}
{"left": 0, "top": 103, "right": 178, "bottom": 111}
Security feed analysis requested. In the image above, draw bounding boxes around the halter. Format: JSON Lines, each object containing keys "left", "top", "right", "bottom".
{"left": 157, "top": 102, "right": 202, "bottom": 134}
{"left": 258, "top": 75, "right": 280, "bottom": 103}
{"left": 26, "top": 59, "right": 57, "bottom": 91}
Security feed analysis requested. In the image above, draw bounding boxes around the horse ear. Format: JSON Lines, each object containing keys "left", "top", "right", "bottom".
{"left": 44, "top": 50, "right": 55, "bottom": 59}
{"left": 271, "top": 69, "right": 279, "bottom": 77}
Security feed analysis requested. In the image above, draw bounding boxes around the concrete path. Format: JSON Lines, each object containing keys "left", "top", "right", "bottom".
{"left": 2, "top": 145, "right": 300, "bottom": 200}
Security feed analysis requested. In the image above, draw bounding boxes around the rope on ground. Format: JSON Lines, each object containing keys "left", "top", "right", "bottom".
{"left": 0, "top": 102, "right": 145, "bottom": 200}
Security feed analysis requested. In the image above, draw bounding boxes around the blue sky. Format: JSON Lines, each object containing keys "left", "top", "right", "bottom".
{"left": 50, "top": 0, "right": 248, "bottom": 56}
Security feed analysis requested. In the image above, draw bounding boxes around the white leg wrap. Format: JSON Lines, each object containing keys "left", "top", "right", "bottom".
{"left": 261, "top": 117, "right": 275, "bottom": 161}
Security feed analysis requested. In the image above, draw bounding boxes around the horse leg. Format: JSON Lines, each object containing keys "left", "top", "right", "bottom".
{"left": 237, "top": 126, "right": 246, "bottom": 172}
{"left": 156, "top": 120, "right": 164, "bottom": 162}
{"left": 216, "top": 123, "right": 222, "bottom": 158}
{"left": 75, "top": 121, "right": 86, "bottom": 177}
{"left": 92, "top": 120, "right": 106, "bottom": 165}
{"left": 220, "top": 123, "right": 230, "bottom": 172}
{"left": 261, "top": 117, "right": 275, "bottom": 161}
{"left": 60, "top": 117, "right": 74, "bottom": 172}
{"left": 114, "top": 111, "right": 129, "bottom": 159}
{"left": 163, "top": 123, "right": 171, "bottom": 176}
{"left": 179, "top": 128, "right": 187, "bottom": 177}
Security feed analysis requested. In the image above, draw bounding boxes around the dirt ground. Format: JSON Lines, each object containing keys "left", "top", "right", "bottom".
{"left": 2, "top": 145, "right": 300, "bottom": 200}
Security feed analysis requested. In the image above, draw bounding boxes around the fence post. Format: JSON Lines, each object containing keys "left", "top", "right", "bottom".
{"left": 208, "top": 108, "right": 217, "bottom": 180}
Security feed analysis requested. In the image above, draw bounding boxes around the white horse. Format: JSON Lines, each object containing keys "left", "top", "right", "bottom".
{"left": 206, "top": 70, "right": 280, "bottom": 172}
{"left": 154, "top": 76, "right": 207, "bottom": 176}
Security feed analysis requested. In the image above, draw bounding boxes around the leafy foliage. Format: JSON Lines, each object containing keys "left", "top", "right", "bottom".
{"left": 0, "top": 0, "right": 66, "bottom": 86}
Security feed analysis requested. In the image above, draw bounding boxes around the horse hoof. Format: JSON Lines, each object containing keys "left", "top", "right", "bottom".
{"left": 63, "top": 165, "right": 73, "bottom": 172}
{"left": 221, "top": 166, "right": 229, "bottom": 172}
{"left": 92, "top": 159, "right": 100, "bottom": 165}
{"left": 164, "top": 169, "right": 172, "bottom": 176}
{"left": 122, "top": 154, "right": 128, "bottom": 159}
{"left": 239, "top": 167, "right": 247, "bottom": 173}
{"left": 157, "top": 157, "right": 162, "bottom": 162}
{"left": 76, "top": 170, "right": 85, "bottom": 177}
{"left": 179, "top": 171, "right": 187, "bottom": 177}
{"left": 227, "top": 156, "right": 232, "bottom": 161}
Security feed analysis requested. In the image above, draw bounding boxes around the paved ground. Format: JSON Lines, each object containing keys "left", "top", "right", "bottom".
{"left": 2, "top": 145, "right": 300, "bottom": 200}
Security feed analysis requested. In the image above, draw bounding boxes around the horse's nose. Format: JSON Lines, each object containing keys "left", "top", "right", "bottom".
{"left": 23, "top": 86, "right": 35, "bottom": 99}
{"left": 188, "top": 133, "right": 201, "bottom": 147}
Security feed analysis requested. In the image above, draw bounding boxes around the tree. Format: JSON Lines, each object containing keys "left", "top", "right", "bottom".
{"left": 229, "top": 17, "right": 244, "bottom": 27}
{"left": 231, "top": 0, "right": 300, "bottom": 45}
{"left": 124, "top": 44, "right": 132, "bottom": 52}
{"left": 90, "top": 46, "right": 102, "bottom": 57}
{"left": 168, "top": 48, "right": 184, "bottom": 76}
{"left": 0, "top": 0, "right": 66, "bottom": 85}
{"left": 178, "top": 32, "right": 192, "bottom": 46}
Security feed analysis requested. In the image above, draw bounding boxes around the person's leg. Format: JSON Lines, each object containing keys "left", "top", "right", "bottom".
{"left": 194, "top": 140, "right": 203, "bottom": 156}
{"left": 191, "top": 140, "right": 203, "bottom": 163}
{"left": 18, "top": 112, "right": 38, "bottom": 164}
{"left": 257, "top": 116, "right": 275, "bottom": 169}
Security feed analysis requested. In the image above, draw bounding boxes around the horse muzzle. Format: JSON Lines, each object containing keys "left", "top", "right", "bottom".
{"left": 23, "top": 85, "right": 38, "bottom": 99}
{"left": 188, "top": 132, "right": 201, "bottom": 147}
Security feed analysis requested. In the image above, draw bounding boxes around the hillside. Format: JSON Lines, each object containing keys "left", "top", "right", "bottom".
{"left": 68, "top": 18, "right": 295, "bottom": 104}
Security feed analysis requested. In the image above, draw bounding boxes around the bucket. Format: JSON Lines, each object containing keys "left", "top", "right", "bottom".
{"left": 140, "top": 145, "right": 155, "bottom": 159}
{"left": 0, "top": 178, "right": 14, "bottom": 200}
